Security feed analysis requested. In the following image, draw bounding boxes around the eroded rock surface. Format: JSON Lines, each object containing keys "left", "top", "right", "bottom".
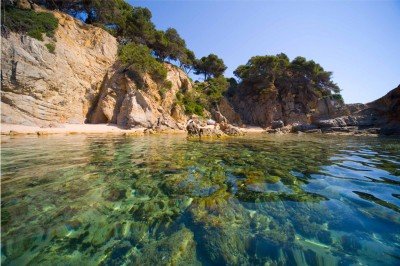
{"left": 1, "top": 11, "right": 118, "bottom": 126}
{"left": 225, "top": 85, "right": 346, "bottom": 127}
{"left": 89, "top": 64, "right": 191, "bottom": 129}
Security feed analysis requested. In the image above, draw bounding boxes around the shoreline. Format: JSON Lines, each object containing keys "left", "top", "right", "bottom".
{"left": 0, "top": 123, "right": 184, "bottom": 136}
{"left": 0, "top": 123, "right": 385, "bottom": 137}
{"left": 1, "top": 123, "right": 266, "bottom": 136}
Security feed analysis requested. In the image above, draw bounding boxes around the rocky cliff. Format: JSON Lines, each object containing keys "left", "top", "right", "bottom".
{"left": 88, "top": 63, "right": 190, "bottom": 129}
{"left": 1, "top": 9, "right": 192, "bottom": 129}
{"left": 1, "top": 11, "right": 118, "bottom": 126}
{"left": 313, "top": 85, "right": 400, "bottom": 134}
{"left": 220, "top": 83, "right": 348, "bottom": 127}
{"left": 2, "top": 8, "right": 398, "bottom": 134}
{"left": 219, "top": 84, "right": 399, "bottom": 134}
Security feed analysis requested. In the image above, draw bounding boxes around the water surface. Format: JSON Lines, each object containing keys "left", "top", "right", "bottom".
{"left": 1, "top": 134, "right": 400, "bottom": 265}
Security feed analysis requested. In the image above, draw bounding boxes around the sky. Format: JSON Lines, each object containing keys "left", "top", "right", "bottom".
{"left": 132, "top": 0, "right": 400, "bottom": 104}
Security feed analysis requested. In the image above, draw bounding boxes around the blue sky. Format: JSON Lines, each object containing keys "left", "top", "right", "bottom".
{"left": 132, "top": 0, "right": 400, "bottom": 103}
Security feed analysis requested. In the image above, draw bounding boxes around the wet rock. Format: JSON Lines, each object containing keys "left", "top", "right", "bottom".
{"left": 292, "top": 124, "right": 318, "bottom": 133}
{"left": 199, "top": 127, "right": 224, "bottom": 138}
{"left": 102, "top": 187, "right": 127, "bottom": 202}
{"left": 341, "top": 235, "right": 361, "bottom": 253}
{"left": 317, "top": 230, "right": 333, "bottom": 245}
{"left": 271, "top": 120, "right": 284, "bottom": 129}
{"left": 304, "top": 249, "right": 319, "bottom": 266}
{"left": 250, "top": 234, "right": 280, "bottom": 261}
{"left": 315, "top": 118, "right": 346, "bottom": 128}
{"left": 186, "top": 120, "right": 200, "bottom": 136}
{"left": 102, "top": 241, "right": 132, "bottom": 265}
{"left": 266, "top": 128, "right": 282, "bottom": 134}
{"left": 132, "top": 227, "right": 200, "bottom": 265}
{"left": 323, "top": 126, "right": 358, "bottom": 133}
{"left": 304, "top": 129, "right": 322, "bottom": 133}
{"left": 199, "top": 226, "right": 250, "bottom": 265}
{"left": 223, "top": 126, "right": 243, "bottom": 136}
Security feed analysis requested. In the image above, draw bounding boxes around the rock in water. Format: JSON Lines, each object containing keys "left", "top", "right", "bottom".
{"left": 271, "top": 120, "right": 284, "bottom": 129}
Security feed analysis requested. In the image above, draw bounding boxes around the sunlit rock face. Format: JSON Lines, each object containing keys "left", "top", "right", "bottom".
{"left": 89, "top": 63, "right": 191, "bottom": 129}
{"left": 1, "top": 11, "right": 118, "bottom": 126}
{"left": 222, "top": 83, "right": 399, "bottom": 134}
{"left": 223, "top": 83, "right": 347, "bottom": 127}
{"left": 313, "top": 85, "right": 400, "bottom": 134}
{"left": 1, "top": 10, "right": 192, "bottom": 130}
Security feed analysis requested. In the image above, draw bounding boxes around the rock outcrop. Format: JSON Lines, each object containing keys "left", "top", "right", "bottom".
{"left": 1, "top": 9, "right": 193, "bottom": 129}
{"left": 186, "top": 115, "right": 243, "bottom": 138}
{"left": 88, "top": 63, "right": 191, "bottom": 129}
{"left": 1, "top": 10, "right": 118, "bottom": 126}
{"left": 312, "top": 85, "right": 400, "bottom": 134}
{"left": 224, "top": 85, "right": 347, "bottom": 127}
{"left": 2, "top": 8, "right": 397, "bottom": 135}
{"left": 221, "top": 81, "right": 399, "bottom": 135}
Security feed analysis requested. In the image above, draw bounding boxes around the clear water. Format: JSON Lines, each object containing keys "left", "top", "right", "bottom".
{"left": 1, "top": 134, "right": 400, "bottom": 265}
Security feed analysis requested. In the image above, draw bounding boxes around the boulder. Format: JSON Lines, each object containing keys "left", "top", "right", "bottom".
{"left": 304, "top": 129, "right": 322, "bottom": 133}
{"left": 213, "top": 110, "right": 228, "bottom": 124}
{"left": 186, "top": 120, "right": 200, "bottom": 136}
{"left": 292, "top": 123, "right": 318, "bottom": 133}
{"left": 207, "top": 119, "right": 216, "bottom": 125}
{"left": 271, "top": 120, "right": 284, "bottom": 129}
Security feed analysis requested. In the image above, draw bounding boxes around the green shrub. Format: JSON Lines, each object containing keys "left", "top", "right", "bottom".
{"left": 4, "top": 7, "right": 58, "bottom": 41}
{"left": 175, "top": 76, "right": 230, "bottom": 116}
{"left": 45, "top": 43, "right": 56, "bottom": 54}
{"left": 177, "top": 90, "right": 205, "bottom": 116}
{"left": 183, "top": 98, "right": 204, "bottom": 116}
{"left": 119, "top": 43, "right": 167, "bottom": 83}
{"left": 330, "top": 93, "right": 344, "bottom": 103}
{"left": 159, "top": 80, "right": 173, "bottom": 98}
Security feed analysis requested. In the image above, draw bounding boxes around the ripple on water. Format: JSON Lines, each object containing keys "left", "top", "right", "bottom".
{"left": 1, "top": 134, "right": 399, "bottom": 265}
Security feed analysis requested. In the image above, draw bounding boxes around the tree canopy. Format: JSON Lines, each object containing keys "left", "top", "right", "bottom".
{"left": 194, "top": 54, "right": 227, "bottom": 80}
{"left": 234, "top": 53, "right": 340, "bottom": 96}
{"left": 119, "top": 43, "right": 167, "bottom": 82}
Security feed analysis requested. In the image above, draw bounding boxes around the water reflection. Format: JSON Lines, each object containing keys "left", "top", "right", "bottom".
{"left": 1, "top": 134, "right": 400, "bottom": 265}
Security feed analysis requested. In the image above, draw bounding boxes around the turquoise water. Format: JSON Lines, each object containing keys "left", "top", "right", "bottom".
{"left": 1, "top": 134, "right": 400, "bottom": 265}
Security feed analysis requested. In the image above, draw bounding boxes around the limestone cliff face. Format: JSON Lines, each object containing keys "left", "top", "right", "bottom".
{"left": 223, "top": 85, "right": 346, "bottom": 127}
{"left": 1, "top": 11, "right": 118, "bottom": 126}
{"left": 88, "top": 63, "right": 191, "bottom": 129}
{"left": 315, "top": 85, "right": 400, "bottom": 134}
{"left": 1, "top": 10, "right": 192, "bottom": 129}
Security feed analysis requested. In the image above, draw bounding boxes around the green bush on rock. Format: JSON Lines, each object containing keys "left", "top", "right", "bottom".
{"left": 176, "top": 76, "right": 230, "bottom": 116}
{"left": 119, "top": 43, "right": 167, "bottom": 83}
{"left": 45, "top": 43, "right": 56, "bottom": 54}
{"left": 3, "top": 7, "right": 58, "bottom": 41}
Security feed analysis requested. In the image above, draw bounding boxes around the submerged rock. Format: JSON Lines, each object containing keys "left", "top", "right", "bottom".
{"left": 131, "top": 227, "right": 200, "bottom": 265}
{"left": 271, "top": 120, "right": 284, "bottom": 129}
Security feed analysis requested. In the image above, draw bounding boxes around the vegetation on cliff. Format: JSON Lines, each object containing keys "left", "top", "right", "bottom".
{"left": 21, "top": 0, "right": 227, "bottom": 82}
{"left": 233, "top": 53, "right": 341, "bottom": 100}
{"left": 3, "top": 0, "right": 346, "bottom": 123}
{"left": 194, "top": 54, "right": 227, "bottom": 80}
{"left": 2, "top": 6, "right": 58, "bottom": 41}
{"left": 178, "top": 76, "right": 230, "bottom": 116}
{"left": 119, "top": 43, "right": 167, "bottom": 83}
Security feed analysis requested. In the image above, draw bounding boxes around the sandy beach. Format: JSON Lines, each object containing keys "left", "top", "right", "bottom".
{"left": 1, "top": 123, "right": 266, "bottom": 136}
{"left": 1, "top": 123, "right": 162, "bottom": 136}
